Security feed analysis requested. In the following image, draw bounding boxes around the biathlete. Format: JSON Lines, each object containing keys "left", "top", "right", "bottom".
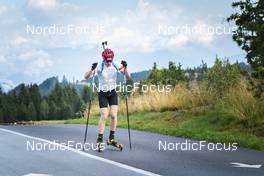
{"left": 84, "top": 47, "right": 131, "bottom": 151}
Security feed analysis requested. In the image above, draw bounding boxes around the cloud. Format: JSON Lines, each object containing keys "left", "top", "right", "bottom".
{"left": 19, "top": 0, "right": 216, "bottom": 53}
{"left": 0, "top": 78, "right": 15, "bottom": 92}
{"left": 0, "top": 5, "right": 8, "bottom": 15}
{"left": 27, "top": 0, "right": 58, "bottom": 11}
{"left": 106, "top": 0, "right": 215, "bottom": 52}
{"left": 0, "top": 55, "right": 7, "bottom": 64}
{"left": 19, "top": 50, "right": 54, "bottom": 76}
{"left": 13, "top": 36, "right": 29, "bottom": 47}
{"left": 62, "top": 0, "right": 214, "bottom": 53}
{"left": 0, "top": 0, "right": 224, "bottom": 85}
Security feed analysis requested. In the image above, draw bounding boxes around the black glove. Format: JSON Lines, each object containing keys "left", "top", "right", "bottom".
{"left": 91, "top": 62, "right": 98, "bottom": 71}
{"left": 121, "top": 60, "right": 127, "bottom": 68}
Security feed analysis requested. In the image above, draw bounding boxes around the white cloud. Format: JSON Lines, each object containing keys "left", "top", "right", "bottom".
{"left": 100, "top": 0, "right": 214, "bottom": 53}
{"left": 166, "top": 35, "right": 189, "bottom": 48}
{"left": 20, "top": 0, "right": 216, "bottom": 53}
{"left": 27, "top": 0, "right": 79, "bottom": 14}
{"left": 27, "top": 0, "right": 58, "bottom": 10}
{"left": 0, "top": 78, "right": 15, "bottom": 92}
{"left": 13, "top": 36, "right": 29, "bottom": 47}
{"left": 65, "top": 0, "right": 214, "bottom": 52}
{"left": 0, "top": 5, "right": 8, "bottom": 15}
{"left": 19, "top": 50, "right": 54, "bottom": 76}
{"left": 0, "top": 55, "right": 7, "bottom": 63}
{"left": 19, "top": 0, "right": 216, "bottom": 53}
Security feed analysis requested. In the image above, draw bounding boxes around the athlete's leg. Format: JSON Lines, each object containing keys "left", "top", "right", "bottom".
{"left": 97, "top": 91, "right": 109, "bottom": 143}
{"left": 98, "top": 107, "right": 108, "bottom": 134}
{"left": 109, "top": 105, "right": 118, "bottom": 132}
{"left": 108, "top": 89, "right": 118, "bottom": 141}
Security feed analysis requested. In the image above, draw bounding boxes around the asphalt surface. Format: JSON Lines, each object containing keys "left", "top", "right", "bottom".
{"left": 0, "top": 124, "right": 263, "bottom": 176}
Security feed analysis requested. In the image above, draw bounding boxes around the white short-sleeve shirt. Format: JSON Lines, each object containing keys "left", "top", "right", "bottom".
{"left": 97, "top": 61, "right": 121, "bottom": 92}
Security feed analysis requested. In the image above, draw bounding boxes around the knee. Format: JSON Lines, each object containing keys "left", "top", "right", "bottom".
{"left": 110, "top": 114, "right": 116, "bottom": 120}
{"left": 101, "top": 112, "right": 108, "bottom": 121}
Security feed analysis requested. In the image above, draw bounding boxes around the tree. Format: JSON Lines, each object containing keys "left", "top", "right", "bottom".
{"left": 4, "top": 103, "right": 17, "bottom": 123}
{"left": 40, "top": 99, "right": 49, "bottom": 120}
{"left": 147, "top": 62, "right": 187, "bottom": 86}
{"left": 60, "top": 102, "right": 73, "bottom": 119}
{"left": 82, "top": 86, "right": 90, "bottom": 103}
{"left": 48, "top": 100, "right": 58, "bottom": 120}
{"left": 28, "top": 84, "right": 41, "bottom": 120}
{"left": 18, "top": 84, "right": 30, "bottom": 105}
{"left": 148, "top": 62, "right": 162, "bottom": 85}
{"left": 166, "top": 62, "right": 187, "bottom": 85}
{"left": 206, "top": 58, "right": 241, "bottom": 96}
{"left": 227, "top": 0, "right": 264, "bottom": 97}
{"left": 27, "top": 102, "right": 37, "bottom": 121}
{"left": 0, "top": 108, "right": 3, "bottom": 123}
{"left": 18, "top": 103, "right": 28, "bottom": 121}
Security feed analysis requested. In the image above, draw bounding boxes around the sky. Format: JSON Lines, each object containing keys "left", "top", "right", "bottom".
{"left": 0, "top": 0, "right": 246, "bottom": 90}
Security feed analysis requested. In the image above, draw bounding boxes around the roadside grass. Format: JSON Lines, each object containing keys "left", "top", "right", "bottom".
{"left": 39, "top": 109, "right": 264, "bottom": 150}
{"left": 36, "top": 79, "right": 264, "bottom": 150}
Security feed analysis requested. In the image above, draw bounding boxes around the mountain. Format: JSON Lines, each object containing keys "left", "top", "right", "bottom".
{"left": 9, "top": 83, "right": 25, "bottom": 95}
{"left": 0, "top": 82, "right": 14, "bottom": 93}
{"left": 39, "top": 77, "right": 59, "bottom": 96}
{"left": 239, "top": 62, "right": 251, "bottom": 72}
{"left": 131, "top": 70, "right": 151, "bottom": 82}
{"left": 37, "top": 70, "right": 151, "bottom": 96}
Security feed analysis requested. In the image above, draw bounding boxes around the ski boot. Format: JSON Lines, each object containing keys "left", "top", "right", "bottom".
{"left": 96, "top": 142, "right": 104, "bottom": 152}
{"left": 106, "top": 139, "right": 123, "bottom": 151}
{"left": 96, "top": 135, "right": 104, "bottom": 152}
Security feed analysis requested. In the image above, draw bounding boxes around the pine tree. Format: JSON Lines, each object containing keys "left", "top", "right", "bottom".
{"left": 18, "top": 103, "right": 28, "bottom": 121}
{"left": 148, "top": 62, "right": 161, "bottom": 85}
{"left": 60, "top": 102, "right": 73, "bottom": 119}
{"left": 0, "top": 109, "right": 3, "bottom": 123}
{"left": 18, "top": 84, "right": 30, "bottom": 106}
{"left": 48, "top": 100, "right": 58, "bottom": 120}
{"left": 40, "top": 99, "right": 49, "bottom": 120}
{"left": 29, "top": 84, "right": 41, "bottom": 120}
{"left": 27, "top": 102, "right": 37, "bottom": 121}
{"left": 82, "top": 86, "right": 90, "bottom": 103}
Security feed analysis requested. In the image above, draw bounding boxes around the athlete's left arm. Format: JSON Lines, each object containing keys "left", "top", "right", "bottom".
{"left": 118, "top": 60, "right": 132, "bottom": 80}
{"left": 122, "top": 68, "right": 132, "bottom": 80}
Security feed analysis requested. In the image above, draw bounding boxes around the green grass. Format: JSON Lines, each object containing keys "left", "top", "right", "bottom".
{"left": 39, "top": 109, "right": 264, "bottom": 150}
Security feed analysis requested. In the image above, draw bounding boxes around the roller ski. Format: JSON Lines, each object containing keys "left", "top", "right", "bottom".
{"left": 96, "top": 134, "right": 105, "bottom": 152}
{"left": 106, "top": 139, "right": 123, "bottom": 151}
{"left": 96, "top": 142, "right": 105, "bottom": 152}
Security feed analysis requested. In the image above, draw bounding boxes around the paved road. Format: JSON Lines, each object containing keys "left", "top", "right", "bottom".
{"left": 0, "top": 124, "right": 263, "bottom": 176}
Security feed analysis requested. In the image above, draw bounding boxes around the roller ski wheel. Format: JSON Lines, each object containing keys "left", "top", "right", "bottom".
{"left": 97, "top": 142, "right": 104, "bottom": 152}
{"left": 106, "top": 139, "right": 123, "bottom": 151}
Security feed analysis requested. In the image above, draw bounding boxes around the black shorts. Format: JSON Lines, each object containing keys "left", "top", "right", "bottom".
{"left": 98, "top": 89, "right": 118, "bottom": 108}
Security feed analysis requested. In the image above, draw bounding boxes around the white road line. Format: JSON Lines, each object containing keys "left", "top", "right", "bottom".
{"left": 230, "top": 162, "right": 262, "bottom": 168}
{"left": 0, "top": 128, "right": 161, "bottom": 176}
{"left": 23, "top": 173, "right": 52, "bottom": 176}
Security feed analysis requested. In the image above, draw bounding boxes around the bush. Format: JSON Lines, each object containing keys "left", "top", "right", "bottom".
{"left": 206, "top": 58, "right": 241, "bottom": 97}
{"left": 118, "top": 82, "right": 214, "bottom": 113}
{"left": 222, "top": 78, "right": 264, "bottom": 136}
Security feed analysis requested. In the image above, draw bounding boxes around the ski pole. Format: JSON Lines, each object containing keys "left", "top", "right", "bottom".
{"left": 124, "top": 70, "right": 132, "bottom": 150}
{"left": 83, "top": 70, "right": 95, "bottom": 151}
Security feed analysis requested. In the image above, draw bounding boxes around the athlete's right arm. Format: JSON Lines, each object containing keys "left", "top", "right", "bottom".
{"left": 84, "top": 62, "right": 98, "bottom": 79}
{"left": 84, "top": 70, "right": 93, "bottom": 80}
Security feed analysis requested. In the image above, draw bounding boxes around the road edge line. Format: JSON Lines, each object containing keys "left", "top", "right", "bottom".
{"left": 0, "top": 128, "right": 161, "bottom": 176}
